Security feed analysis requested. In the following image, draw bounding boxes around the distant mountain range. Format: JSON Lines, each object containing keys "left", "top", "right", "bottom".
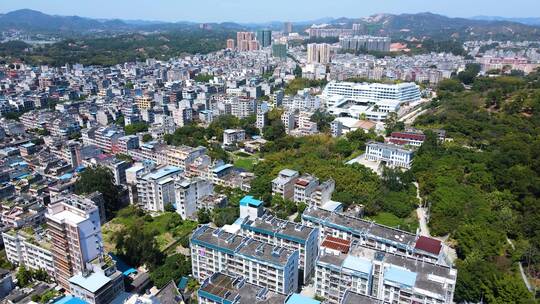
{"left": 1, "top": 9, "right": 540, "bottom": 41}
{"left": 472, "top": 16, "right": 540, "bottom": 26}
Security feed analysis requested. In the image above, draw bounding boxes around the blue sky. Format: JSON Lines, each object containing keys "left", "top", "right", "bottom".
{"left": 1, "top": 0, "right": 539, "bottom": 23}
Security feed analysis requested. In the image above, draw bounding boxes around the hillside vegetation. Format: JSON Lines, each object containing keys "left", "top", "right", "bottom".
{"left": 413, "top": 70, "right": 540, "bottom": 302}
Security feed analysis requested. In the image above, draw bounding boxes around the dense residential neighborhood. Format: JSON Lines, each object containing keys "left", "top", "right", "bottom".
{"left": 0, "top": 2, "right": 538, "bottom": 304}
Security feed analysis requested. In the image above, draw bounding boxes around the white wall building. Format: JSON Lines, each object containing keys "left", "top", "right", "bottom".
{"left": 2, "top": 229, "right": 55, "bottom": 276}
{"left": 136, "top": 165, "right": 183, "bottom": 212}
{"left": 175, "top": 177, "right": 214, "bottom": 220}
{"left": 364, "top": 141, "right": 414, "bottom": 169}
{"left": 190, "top": 225, "right": 299, "bottom": 295}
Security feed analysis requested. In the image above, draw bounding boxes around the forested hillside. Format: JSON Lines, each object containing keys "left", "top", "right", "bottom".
{"left": 413, "top": 71, "right": 540, "bottom": 302}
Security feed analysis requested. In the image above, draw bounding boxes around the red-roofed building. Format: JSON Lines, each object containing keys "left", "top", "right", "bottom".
{"left": 414, "top": 236, "right": 442, "bottom": 256}
{"left": 321, "top": 236, "right": 351, "bottom": 254}
{"left": 387, "top": 132, "right": 426, "bottom": 147}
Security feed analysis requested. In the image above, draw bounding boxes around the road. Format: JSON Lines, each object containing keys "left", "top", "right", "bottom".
{"left": 414, "top": 182, "right": 431, "bottom": 237}
{"left": 399, "top": 108, "right": 428, "bottom": 126}
{"left": 507, "top": 238, "right": 534, "bottom": 292}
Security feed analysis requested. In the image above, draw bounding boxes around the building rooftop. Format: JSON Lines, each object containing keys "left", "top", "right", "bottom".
{"left": 239, "top": 195, "right": 263, "bottom": 207}
{"left": 286, "top": 294, "right": 320, "bottom": 304}
{"left": 366, "top": 141, "right": 413, "bottom": 155}
{"left": 144, "top": 165, "right": 182, "bottom": 181}
{"left": 303, "top": 207, "right": 421, "bottom": 252}
{"left": 415, "top": 236, "right": 442, "bottom": 255}
{"left": 236, "top": 239, "right": 296, "bottom": 267}
{"left": 198, "top": 272, "right": 287, "bottom": 304}
{"left": 212, "top": 163, "right": 234, "bottom": 173}
{"left": 321, "top": 236, "right": 350, "bottom": 253}
{"left": 191, "top": 226, "right": 247, "bottom": 254}
{"left": 384, "top": 265, "right": 417, "bottom": 288}
{"left": 69, "top": 271, "right": 111, "bottom": 293}
{"left": 241, "top": 214, "right": 315, "bottom": 245}
{"left": 341, "top": 290, "right": 383, "bottom": 304}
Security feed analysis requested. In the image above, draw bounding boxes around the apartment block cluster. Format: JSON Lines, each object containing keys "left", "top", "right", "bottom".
{"left": 2, "top": 192, "right": 126, "bottom": 303}
{"left": 287, "top": 22, "right": 466, "bottom": 84}
{"left": 190, "top": 167, "right": 456, "bottom": 304}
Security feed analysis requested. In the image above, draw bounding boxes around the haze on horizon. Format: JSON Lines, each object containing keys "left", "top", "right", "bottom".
{"left": 0, "top": 0, "right": 539, "bottom": 23}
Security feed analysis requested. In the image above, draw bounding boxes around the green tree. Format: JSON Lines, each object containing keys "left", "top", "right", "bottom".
{"left": 16, "top": 265, "right": 32, "bottom": 287}
{"left": 149, "top": 254, "right": 191, "bottom": 289}
{"left": 124, "top": 122, "right": 149, "bottom": 135}
{"left": 142, "top": 133, "right": 153, "bottom": 142}
{"left": 197, "top": 208, "right": 211, "bottom": 224}
{"left": 75, "top": 166, "right": 122, "bottom": 218}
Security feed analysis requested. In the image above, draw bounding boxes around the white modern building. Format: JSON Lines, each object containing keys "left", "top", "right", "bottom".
{"left": 175, "top": 177, "right": 214, "bottom": 220}
{"left": 322, "top": 81, "right": 421, "bottom": 106}
{"left": 136, "top": 165, "right": 183, "bottom": 212}
{"left": 190, "top": 225, "right": 300, "bottom": 294}
{"left": 364, "top": 141, "right": 414, "bottom": 169}
{"left": 322, "top": 81, "right": 421, "bottom": 122}
{"left": 2, "top": 229, "right": 54, "bottom": 276}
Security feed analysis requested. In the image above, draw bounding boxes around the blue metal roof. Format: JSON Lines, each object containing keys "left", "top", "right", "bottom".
{"left": 146, "top": 166, "right": 182, "bottom": 180}
{"left": 212, "top": 164, "right": 233, "bottom": 173}
{"left": 384, "top": 266, "right": 417, "bottom": 288}
{"left": 178, "top": 276, "right": 189, "bottom": 290}
{"left": 54, "top": 295, "right": 88, "bottom": 304}
{"left": 343, "top": 255, "right": 372, "bottom": 275}
{"left": 286, "top": 294, "right": 321, "bottom": 304}
{"left": 239, "top": 195, "right": 263, "bottom": 207}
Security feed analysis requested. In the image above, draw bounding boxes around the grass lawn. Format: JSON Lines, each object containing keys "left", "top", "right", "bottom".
{"left": 102, "top": 206, "right": 198, "bottom": 253}
{"left": 231, "top": 152, "right": 260, "bottom": 172}
{"left": 369, "top": 211, "right": 419, "bottom": 233}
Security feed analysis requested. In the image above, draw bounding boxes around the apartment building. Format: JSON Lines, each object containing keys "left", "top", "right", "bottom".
{"left": 307, "top": 43, "right": 331, "bottom": 64}
{"left": 302, "top": 206, "right": 447, "bottom": 264}
{"left": 136, "top": 165, "right": 183, "bottom": 212}
{"left": 0, "top": 202, "right": 46, "bottom": 229}
{"left": 68, "top": 255, "right": 125, "bottom": 304}
{"left": 198, "top": 272, "right": 288, "bottom": 304}
{"left": 45, "top": 198, "right": 103, "bottom": 289}
{"left": 240, "top": 213, "right": 319, "bottom": 284}
{"left": 116, "top": 135, "right": 139, "bottom": 154}
{"left": 198, "top": 272, "right": 287, "bottom": 304}
{"left": 129, "top": 142, "right": 207, "bottom": 170}
{"left": 175, "top": 177, "right": 214, "bottom": 220}
{"left": 2, "top": 228, "right": 55, "bottom": 276}
{"left": 309, "top": 179, "right": 335, "bottom": 207}
{"left": 135, "top": 95, "right": 155, "bottom": 110}
{"left": 223, "top": 129, "right": 246, "bottom": 147}
{"left": 272, "top": 169, "right": 299, "bottom": 200}
{"left": 340, "top": 36, "right": 391, "bottom": 52}
{"left": 81, "top": 126, "right": 125, "bottom": 153}
{"left": 172, "top": 106, "right": 193, "bottom": 127}
{"left": 315, "top": 245, "right": 456, "bottom": 304}
{"left": 281, "top": 112, "right": 296, "bottom": 134}
{"left": 190, "top": 225, "right": 299, "bottom": 294}
{"left": 230, "top": 97, "right": 256, "bottom": 119}
{"left": 293, "top": 174, "right": 319, "bottom": 204}
{"left": 387, "top": 132, "right": 426, "bottom": 147}
{"left": 364, "top": 141, "right": 414, "bottom": 169}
